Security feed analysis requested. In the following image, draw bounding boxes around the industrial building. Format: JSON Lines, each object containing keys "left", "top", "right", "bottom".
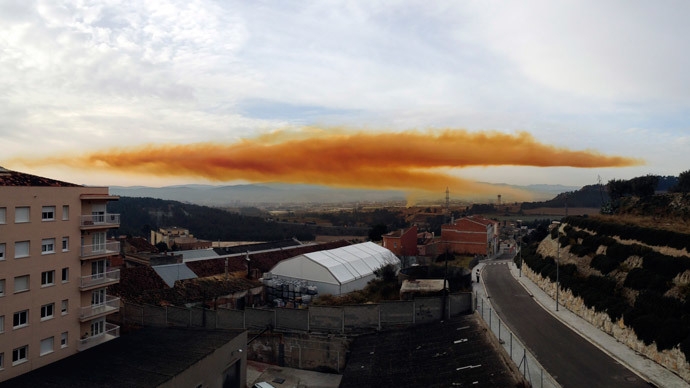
{"left": 266, "top": 242, "right": 400, "bottom": 296}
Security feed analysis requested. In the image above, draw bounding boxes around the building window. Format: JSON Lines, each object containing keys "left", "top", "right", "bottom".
{"left": 40, "top": 303, "right": 54, "bottom": 321}
{"left": 0, "top": 315, "right": 4, "bottom": 333}
{"left": 14, "top": 207, "right": 29, "bottom": 223}
{"left": 0, "top": 243, "right": 5, "bottom": 260}
{"left": 62, "top": 205, "right": 69, "bottom": 220}
{"left": 0, "top": 207, "right": 5, "bottom": 224}
{"left": 41, "top": 206, "right": 55, "bottom": 221}
{"left": 14, "top": 241, "right": 30, "bottom": 258}
{"left": 93, "top": 232, "right": 106, "bottom": 251}
{"left": 40, "top": 337, "right": 54, "bottom": 356}
{"left": 12, "top": 345, "right": 28, "bottom": 365}
{"left": 61, "top": 299, "right": 68, "bottom": 315}
{"left": 0, "top": 352, "right": 3, "bottom": 370}
{"left": 13, "top": 310, "right": 28, "bottom": 329}
{"left": 92, "top": 289, "right": 106, "bottom": 306}
{"left": 61, "top": 237, "right": 69, "bottom": 252}
{"left": 91, "top": 318, "right": 105, "bottom": 336}
{"left": 41, "top": 271, "right": 55, "bottom": 287}
{"left": 60, "top": 332, "right": 68, "bottom": 348}
{"left": 41, "top": 238, "right": 55, "bottom": 255}
{"left": 0, "top": 279, "right": 4, "bottom": 297}
{"left": 14, "top": 275, "right": 29, "bottom": 293}
{"left": 61, "top": 267, "right": 69, "bottom": 283}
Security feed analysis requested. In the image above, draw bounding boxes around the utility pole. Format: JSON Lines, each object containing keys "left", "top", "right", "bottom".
{"left": 556, "top": 231, "right": 560, "bottom": 312}
{"left": 518, "top": 237, "right": 522, "bottom": 278}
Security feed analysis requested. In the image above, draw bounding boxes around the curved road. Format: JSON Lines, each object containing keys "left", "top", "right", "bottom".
{"left": 482, "top": 259, "right": 650, "bottom": 387}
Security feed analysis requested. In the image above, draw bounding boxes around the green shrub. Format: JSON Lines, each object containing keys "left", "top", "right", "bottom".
{"left": 591, "top": 254, "right": 619, "bottom": 274}
{"left": 624, "top": 268, "right": 654, "bottom": 290}
{"left": 656, "top": 318, "right": 690, "bottom": 351}
{"left": 629, "top": 314, "right": 662, "bottom": 345}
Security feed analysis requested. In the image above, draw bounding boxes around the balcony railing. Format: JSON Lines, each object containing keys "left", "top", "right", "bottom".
{"left": 80, "top": 241, "right": 120, "bottom": 258}
{"left": 80, "top": 295, "right": 120, "bottom": 321}
{"left": 77, "top": 323, "right": 120, "bottom": 352}
{"left": 80, "top": 269, "right": 120, "bottom": 290}
{"left": 80, "top": 213, "right": 120, "bottom": 228}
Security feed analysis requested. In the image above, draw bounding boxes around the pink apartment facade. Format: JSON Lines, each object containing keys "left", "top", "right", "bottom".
{"left": 0, "top": 167, "right": 121, "bottom": 382}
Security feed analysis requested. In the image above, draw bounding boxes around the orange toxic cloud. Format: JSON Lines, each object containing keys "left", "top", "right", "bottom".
{"left": 7, "top": 129, "right": 642, "bottom": 199}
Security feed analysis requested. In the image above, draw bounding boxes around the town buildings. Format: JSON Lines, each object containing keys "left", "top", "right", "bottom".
{"left": 150, "top": 226, "right": 212, "bottom": 250}
{"left": 382, "top": 226, "right": 418, "bottom": 256}
{"left": 0, "top": 167, "right": 121, "bottom": 382}
{"left": 383, "top": 217, "right": 500, "bottom": 261}
{"left": 441, "top": 216, "right": 500, "bottom": 257}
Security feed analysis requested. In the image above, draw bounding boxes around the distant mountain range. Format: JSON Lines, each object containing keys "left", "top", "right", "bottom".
{"left": 109, "top": 183, "right": 579, "bottom": 206}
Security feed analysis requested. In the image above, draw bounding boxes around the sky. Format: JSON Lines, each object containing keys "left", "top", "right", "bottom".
{"left": 1, "top": 1, "right": 689, "bottom": 200}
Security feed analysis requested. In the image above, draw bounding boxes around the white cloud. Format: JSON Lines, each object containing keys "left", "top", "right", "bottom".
{"left": 469, "top": 1, "right": 690, "bottom": 105}
{"left": 0, "top": 0, "right": 689, "bottom": 186}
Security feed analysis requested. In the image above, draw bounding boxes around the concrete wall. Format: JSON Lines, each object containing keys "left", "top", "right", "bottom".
{"left": 275, "top": 308, "right": 309, "bottom": 331}
{"left": 114, "top": 294, "right": 473, "bottom": 375}
{"left": 117, "top": 292, "right": 473, "bottom": 334}
{"left": 309, "top": 306, "right": 343, "bottom": 333}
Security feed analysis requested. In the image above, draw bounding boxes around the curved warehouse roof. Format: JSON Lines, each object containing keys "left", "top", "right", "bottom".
{"left": 270, "top": 242, "right": 400, "bottom": 285}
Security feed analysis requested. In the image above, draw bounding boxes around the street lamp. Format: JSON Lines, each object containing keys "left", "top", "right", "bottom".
{"left": 551, "top": 221, "right": 561, "bottom": 312}
{"left": 518, "top": 237, "right": 522, "bottom": 278}
{"left": 556, "top": 232, "right": 560, "bottom": 312}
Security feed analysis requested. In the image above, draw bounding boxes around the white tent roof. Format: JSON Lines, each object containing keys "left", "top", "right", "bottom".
{"left": 270, "top": 242, "right": 400, "bottom": 285}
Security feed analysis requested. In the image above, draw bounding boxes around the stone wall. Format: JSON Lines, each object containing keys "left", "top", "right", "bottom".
{"left": 523, "top": 266, "right": 690, "bottom": 382}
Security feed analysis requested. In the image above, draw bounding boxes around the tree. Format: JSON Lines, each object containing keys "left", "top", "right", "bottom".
{"left": 368, "top": 224, "right": 388, "bottom": 242}
{"left": 676, "top": 170, "right": 690, "bottom": 194}
{"left": 607, "top": 179, "right": 630, "bottom": 201}
{"left": 374, "top": 264, "right": 398, "bottom": 283}
{"left": 630, "top": 175, "right": 659, "bottom": 197}
{"left": 155, "top": 242, "right": 168, "bottom": 252}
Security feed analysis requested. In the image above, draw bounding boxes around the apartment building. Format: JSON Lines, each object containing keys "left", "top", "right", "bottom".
{"left": 440, "top": 216, "right": 500, "bottom": 257}
{"left": 0, "top": 167, "right": 121, "bottom": 382}
{"left": 382, "top": 226, "right": 418, "bottom": 256}
{"left": 151, "top": 226, "right": 212, "bottom": 250}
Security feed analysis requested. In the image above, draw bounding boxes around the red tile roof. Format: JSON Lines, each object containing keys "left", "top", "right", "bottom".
{"left": 0, "top": 167, "right": 80, "bottom": 187}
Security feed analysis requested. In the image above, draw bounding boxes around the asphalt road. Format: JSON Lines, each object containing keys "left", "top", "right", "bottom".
{"left": 482, "top": 258, "right": 650, "bottom": 388}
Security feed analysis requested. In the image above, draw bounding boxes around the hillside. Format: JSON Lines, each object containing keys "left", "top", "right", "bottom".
{"left": 608, "top": 193, "right": 690, "bottom": 234}
{"left": 521, "top": 184, "right": 608, "bottom": 210}
{"left": 106, "top": 197, "right": 367, "bottom": 242}
{"left": 109, "top": 183, "right": 577, "bottom": 207}
{"left": 110, "top": 184, "right": 407, "bottom": 206}
{"left": 519, "top": 215, "right": 690, "bottom": 381}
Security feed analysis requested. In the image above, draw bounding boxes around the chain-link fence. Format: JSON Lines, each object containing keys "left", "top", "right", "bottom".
{"left": 476, "top": 296, "right": 561, "bottom": 388}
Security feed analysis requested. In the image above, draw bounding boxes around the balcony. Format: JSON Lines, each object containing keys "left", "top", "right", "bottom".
{"left": 80, "top": 269, "right": 120, "bottom": 290}
{"left": 80, "top": 213, "right": 120, "bottom": 229}
{"left": 80, "top": 241, "right": 120, "bottom": 259}
{"left": 77, "top": 323, "right": 120, "bottom": 352}
{"left": 80, "top": 295, "right": 121, "bottom": 321}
